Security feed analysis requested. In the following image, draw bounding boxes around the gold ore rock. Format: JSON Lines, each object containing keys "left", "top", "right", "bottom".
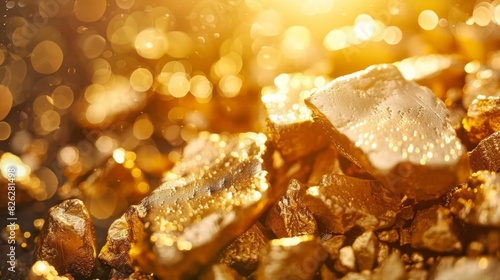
{"left": 33, "top": 199, "right": 96, "bottom": 278}
{"left": 306, "top": 64, "right": 469, "bottom": 200}
{"left": 99, "top": 132, "right": 276, "bottom": 279}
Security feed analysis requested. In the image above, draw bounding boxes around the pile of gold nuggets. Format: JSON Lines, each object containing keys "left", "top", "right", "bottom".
{"left": 1, "top": 0, "right": 500, "bottom": 279}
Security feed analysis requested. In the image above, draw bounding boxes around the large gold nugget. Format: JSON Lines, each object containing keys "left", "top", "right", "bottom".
{"left": 261, "top": 73, "right": 328, "bottom": 161}
{"left": 265, "top": 179, "right": 318, "bottom": 238}
{"left": 463, "top": 96, "right": 500, "bottom": 144}
{"left": 469, "top": 131, "right": 500, "bottom": 173}
{"left": 33, "top": 199, "right": 97, "bottom": 278}
{"left": 102, "top": 132, "right": 275, "bottom": 279}
{"left": 256, "top": 235, "right": 327, "bottom": 280}
{"left": 306, "top": 64, "right": 469, "bottom": 200}
{"left": 449, "top": 171, "right": 500, "bottom": 227}
{"left": 304, "top": 174, "right": 400, "bottom": 234}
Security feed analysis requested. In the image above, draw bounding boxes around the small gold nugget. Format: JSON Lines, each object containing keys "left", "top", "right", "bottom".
{"left": 463, "top": 96, "right": 500, "bottom": 144}
{"left": 217, "top": 223, "right": 268, "bottom": 275}
{"left": 304, "top": 174, "right": 400, "bottom": 234}
{"left": 469, "top": 131, "right": 500, "bottom": 173}
{"left": 265, "top": 179, "right": 318, "bottom": 238}
{"left": 33, "top": 199, "right": 96, "bottom": 278}
{"left": 261, "top": 73, "right": 328, "bottom": 161}
{"left": 100, "top": 132, "right": 277, "bottom": 279}
{"left": 449, "top": 171, "right": 500, "bottom": 227}
{"left": 410, "top": 205, "right": 462, "bottom": 253}
{"left": 306, "top": 64, "right": 469, "bottom": 200}
{"left": 256, "top": 235, "right": 326, "bottom": 280}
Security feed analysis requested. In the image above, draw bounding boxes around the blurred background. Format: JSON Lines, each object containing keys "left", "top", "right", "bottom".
{"left": 1, "top": 0, "right": 499, "bottom": 276}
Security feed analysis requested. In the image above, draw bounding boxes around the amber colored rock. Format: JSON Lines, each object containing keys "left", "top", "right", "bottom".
{"left": 469, "top": 131, "right": 500, "bottom": 172}
{"left": 463, "top": 96, "right": 500, "bottom": 144}
{"left": 377, "top": 229, "right": 399, "bottom": 244}
{"left": 463, "top": 63, "right": 500, "bottom": 108}
{"left": 265, "top": 179, "right": 318, "bottom": 238}
{"left": 399, "top": 228, "right": 412, "bottom": 246}
{"left": 198, "top": 264, "right": 243, "bottom": 280}
{"left": 322, "top": 235, "right": 346, "bottom": 261}
{"left": 410, "top": 205, "right": 462, "bottom": 253}
{"left": 399, "top": 205, "right": 415, "bottom": 221}
{"left": 98, "top": 206, "right": 144, "bottom": 274}
{"left": 306, "top": 64, "right": 469, "bottom": 201}
{"left": 28, "top": 261, "right": 74, "bottom": 280}
{"left": 372, "top": 252, "right": 406, "bottom": 280}
{"left": 449, "top": 171, "right": 500, "bottom": 227}
{"left": 334, "top": 246, "right": 356, "bottom": 274}
{"left": 307, "top": 147, "right": 344, "bottom": 185}
{"left": 261, "top": 73, "right": 328, "bottom": 161}
{"left": 256, "top": 235, "right": 327, "bottom": 280}
{"left": 377, "top": 242, "right": 390, "bottom": 266}
{"left": 33, "top": 199, "right": 96, "bottom": 278}
{"left": 430, "top": 256, "right": 500, "bottom": 280}
{"left": 102, "top": 132, "right": 277, "bottom": 279}
{"left": 304, "top": 174, "right": 400, "bottom": 233}
{"left": 352, "top": 231, "right": 379, "bottom": 271}
{"left": 217, "top": 223, "right": 268, "bottom": 275}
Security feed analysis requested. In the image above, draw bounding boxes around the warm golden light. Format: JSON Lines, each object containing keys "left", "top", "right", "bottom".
{"left": 418, "top": 10, "right": 439, "bottom": 30}
{"left": 31, "top": 41, "right": 63, "bottom": 74}
{"left": 135, "top": 28, "right": 168, "bottom": 59}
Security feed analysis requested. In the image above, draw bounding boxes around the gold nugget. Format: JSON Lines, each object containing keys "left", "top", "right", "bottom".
{"left": 304, "top": 174, "right": 400, "bottom": 234}
{"left": 410, "top": 205, "right": 462, "bottom": 253}
{"left": 469, "top": 131, "right": 500, "bottom": 173}
{"left": 33, "top": 199, "right": 96, "bottom": 278}
{"left": 449, "top": 171, "right": 500, "bottom": 227}
{"left": 256, "top": 235, "right": 326, "bottom": 280}
{"left": 265, "top": 179, "right": 318, "bottom": 238}
{"left": 463, "top": 96, "right": 500, "bottom": 145}
{"left": 262, "top": 73, "right": 328, "bottom": 161}
{"left": 100, "top": 132, "right": 277, "bottom": 279}
{"left": 306, "top": 64, "right": 469, "bottom": 200}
